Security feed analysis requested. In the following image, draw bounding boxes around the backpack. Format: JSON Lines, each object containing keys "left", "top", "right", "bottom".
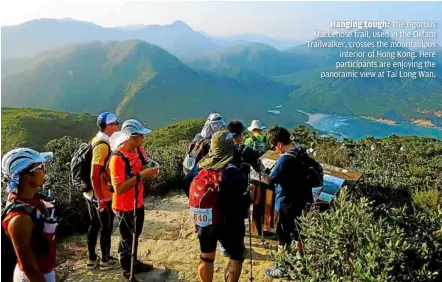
{"left": 70, "top": 140, "right": 111, "bottom": 193}
{"left": 1, "top": 200, "right": 38, "bottom": 282}
{"left": 188, "top": 169, "right": 224, "bottom": 227}
{"left": 183, "top": 135, "right": 208, "bottom": 175}
{"left": 251, "top": 135, "right": 267, "bottom": 156}
{"left": 108, "top": 148, "right": 148, "bottom": 192}
{"left": 283, "top": 147, "right": 324, "bottom": 201}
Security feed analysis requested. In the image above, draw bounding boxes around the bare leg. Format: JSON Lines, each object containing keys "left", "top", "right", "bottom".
{"left": 224, "top": 259, "right": 243, "bottom": 282}
{"left": 198, "top": 252, "right": 215, "bottom": 282}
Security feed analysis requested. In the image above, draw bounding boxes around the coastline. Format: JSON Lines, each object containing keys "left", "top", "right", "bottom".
{"left": 361, "top": 116, "right": 397, "bottom": 125}
{"left": 411, "top": 119, "right": 436, "bottom": 128}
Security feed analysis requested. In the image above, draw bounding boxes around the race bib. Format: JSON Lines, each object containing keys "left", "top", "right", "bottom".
{"left": 190, "top": 208, "right": 213, "bottom": 227}
{"left": 183, "top": 155, "right": 196, "bottom": 171}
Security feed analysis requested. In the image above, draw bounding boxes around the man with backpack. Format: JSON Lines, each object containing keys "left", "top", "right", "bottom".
{"left": 182, "top": 113, "right": 227, "bottom": 197}
{"left": 245, "top": 120, "right": 267, "bottom": 156}
{"left": 2, "top": 148, "right": 56, "bottom": 282}
{"left": 189, "top": 130, "right": 251, "bottom": 282}
{"left": 263, "top": 126, "right": 323, "bottom": 277}
{"left": 72, "top": 111, "right": 120, "bottom": 270}
{"left": 108, "top": 119, "right": 160, "bottom": 281}
{"left": 228, "top": 120, "right": 262, "bottom": 175}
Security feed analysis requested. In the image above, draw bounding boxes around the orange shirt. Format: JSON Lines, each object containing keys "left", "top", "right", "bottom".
{"left": 91, "top": 136, "right": 113, "bottom": 201}
{"left": 110, "top": 147, "right": 147, "bottom": 211}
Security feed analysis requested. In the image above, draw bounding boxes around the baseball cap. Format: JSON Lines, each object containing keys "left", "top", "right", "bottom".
{"left": 97, "top": 112, "right": 119, "bottom": 127}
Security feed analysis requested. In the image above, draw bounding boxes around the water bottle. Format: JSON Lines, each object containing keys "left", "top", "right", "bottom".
{"left": 42, "top": 209, "right": 57, "bottom": 271}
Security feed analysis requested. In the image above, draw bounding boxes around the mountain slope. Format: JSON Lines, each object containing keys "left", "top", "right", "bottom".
{"left": 1, "top": 19, "right": 219, "bottom": 59}
{"left": 1, "top": 107, "right": 96, "bottom": 154}
{"left": 278, "top": 30, "right": 442, "bottom": 124}
{"left": 2, "top": 40, "right": 300, "bottom": 129}
{"left": 209, "top": 33, "right": 304, "bottom": 50}
{"left": 188, "top": 42, "right": 313, "bottom": 77}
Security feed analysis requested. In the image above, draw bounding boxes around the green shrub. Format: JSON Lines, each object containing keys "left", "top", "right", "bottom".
{"left": 412, "top": 188, "right": 442, "bottom": 214}
{"left": 44, "top": 136, "right": 89, "bottom": 238}
{"left": 273, "top": 189, "right": 442, "bottom": 282}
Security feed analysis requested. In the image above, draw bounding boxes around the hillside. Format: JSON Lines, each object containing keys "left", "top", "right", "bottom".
{"left": 1, "top": 107, "right": 96, "bottom": 154}
{"left": 1, "top": 40, "right": 304, "bottom": 129}
{"left": 1, "top": 19, "right": 219, "bottom": 59}
{"left": 188, "top": 42, "right": 313, "bottom": 77}
{"left": 188, "top": 30, "right": 442, "bottom": 125}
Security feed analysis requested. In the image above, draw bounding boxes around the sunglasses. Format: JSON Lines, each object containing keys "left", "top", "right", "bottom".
{"left": 131, "top": 133, "right": 143, "bottom": 137}
{"left": 29, "top": 163, "right": 45, "bottom": 173}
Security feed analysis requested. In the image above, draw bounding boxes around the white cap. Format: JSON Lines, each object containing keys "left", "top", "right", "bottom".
{"left": 201, "top": 113, "right": 227, "bottom": 139}
{"left": 109, "top": 119, "right": 151, "bottom": 150}
{"left": 248, "top": 120, "right": 266, "bottom": 132}
{"left": 2, "top": 148, "right": 53, "bottom": 193}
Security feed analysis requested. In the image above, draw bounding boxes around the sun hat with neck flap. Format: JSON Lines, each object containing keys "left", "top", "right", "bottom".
{"left": 197, "top": 129, "right": 235, "bottom": 171}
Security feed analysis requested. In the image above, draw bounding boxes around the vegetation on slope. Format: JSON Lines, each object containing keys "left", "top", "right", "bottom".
{"left": 1, "top": 107, "right": 96, "bottom": 154}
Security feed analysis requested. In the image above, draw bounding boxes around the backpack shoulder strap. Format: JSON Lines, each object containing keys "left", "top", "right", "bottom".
{"left": 136, "top": 147, "right": 148, "bottom": 166}
{"left": 111, "top": 151, "right": 133, "bottom": 178}
{"left": 2, "top": 200, "right": 37, "bottom": 222}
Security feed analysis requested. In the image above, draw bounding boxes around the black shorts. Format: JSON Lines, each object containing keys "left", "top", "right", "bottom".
{"left": 197, "top": 222, "right": 245, "bottom": 262}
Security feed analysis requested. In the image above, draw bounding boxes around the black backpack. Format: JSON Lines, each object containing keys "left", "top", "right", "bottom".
{"left": 284, "top": 146, "right": 324, "bottom": 202}
{"left": 1, "top": 200, "right": 38, "bottom": 282}
{"left": 109, "top": 148, "right": 148, "bottom": 188}
{"left": 70, "top": 140, "right": 111, "bottom": 193}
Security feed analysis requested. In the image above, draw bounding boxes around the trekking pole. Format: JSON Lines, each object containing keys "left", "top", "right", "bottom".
{"left": 257, "top": 161, "right": 265, "bottom": 245}
{"left": 246, "top": 166, "right": 254, "bottom": 282}
{"left": 129, "top": 174, "right": 141, "bottom": 281}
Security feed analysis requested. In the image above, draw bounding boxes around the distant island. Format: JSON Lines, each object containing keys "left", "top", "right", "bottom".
{"left": 361, "top": 116, "right": 397, "bottom": 125}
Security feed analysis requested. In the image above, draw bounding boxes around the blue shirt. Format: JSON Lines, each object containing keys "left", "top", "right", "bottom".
{"left": 270, "top": 148, "right": 313, "bottom": 210}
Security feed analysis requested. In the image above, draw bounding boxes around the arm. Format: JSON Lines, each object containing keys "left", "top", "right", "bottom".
{"left": 109, "top": 151, "right": 160, "bottom": 196}
{"left": 90, "top": 144, "right": 108, "bottom": 200}
{"left": 91, "top": 165, "right": 105, "bottom": 199}
{"left": 8, "top": 215, "right": 46, "bottom": 282}
{"left": 265, "top": 156, "right": 284, "bottom": 186}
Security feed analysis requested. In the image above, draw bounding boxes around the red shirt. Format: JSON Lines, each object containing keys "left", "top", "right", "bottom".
{"left": 2, "top": 194, "right": 56, "bottom": 273}
{"left": 110, "top": 147, "right": 148, "bottom": 211}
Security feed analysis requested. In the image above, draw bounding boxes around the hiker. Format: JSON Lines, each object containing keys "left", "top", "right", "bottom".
{"left": 264, "top": 126, "right": 323, "bottom": 277}
{"left": 1, "top": 148, "right": 56, "bottom": 282}
{"left": 189, "top": 130, "right": 252, "bottom": 282}
{"left": 245, "top": 120, "right": 267, "bottom": 156}
{"left": 228, "top": 120, "right": 262, "bottom": 175}
{"left": 228, "top": 120, "right": 269, "bottom": 237}
{"left": 183, "top": 112, "right": 227, "bottom": 196}
{"left": 108, "top": 119, "right": 160, "bottom": 281}
{"left": 84, "top": 111, "right": 120, "bottom": 269}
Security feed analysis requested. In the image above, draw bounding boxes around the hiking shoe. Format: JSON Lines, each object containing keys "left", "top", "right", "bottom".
{"left": 133, "top": 260, "right": 154, "bottom": 273}
{"left": 87, "top": 256, "right": 100, "bottom": 270}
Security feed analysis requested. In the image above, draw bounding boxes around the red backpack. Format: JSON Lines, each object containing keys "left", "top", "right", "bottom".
{"left": 189, "top": 169, "right": 223, "bottom": 227}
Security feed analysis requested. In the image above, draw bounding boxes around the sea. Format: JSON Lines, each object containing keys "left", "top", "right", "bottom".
{"left": 302, "top": 112, "right": 442, "bottom": 141}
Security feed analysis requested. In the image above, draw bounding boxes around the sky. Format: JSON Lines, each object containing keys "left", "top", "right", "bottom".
{"left": 1, "top": 0, "right": 441, "bottom": 40}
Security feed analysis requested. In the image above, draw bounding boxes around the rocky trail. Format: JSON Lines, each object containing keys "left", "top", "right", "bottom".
{"left": 63, "top": 192, "right": 281, "bottom": 282}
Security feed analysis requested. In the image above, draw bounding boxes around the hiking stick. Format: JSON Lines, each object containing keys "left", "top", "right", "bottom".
{"left": 257, "top": 160, "right": 265, "bottom": 244}
{"left": 129, "top": 174, "right": 141, "bottom": 281}
{"left": 246, "top": 166, "right": 254, "bottom": 282}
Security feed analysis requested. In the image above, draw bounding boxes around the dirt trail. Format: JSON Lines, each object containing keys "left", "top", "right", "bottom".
{"left": 65, "top": 192, "right": 280, "bottom": 282}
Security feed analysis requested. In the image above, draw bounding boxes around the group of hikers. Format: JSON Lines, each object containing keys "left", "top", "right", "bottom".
{"left": 1, "top": 111, "right": 323, "bottom": 282}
